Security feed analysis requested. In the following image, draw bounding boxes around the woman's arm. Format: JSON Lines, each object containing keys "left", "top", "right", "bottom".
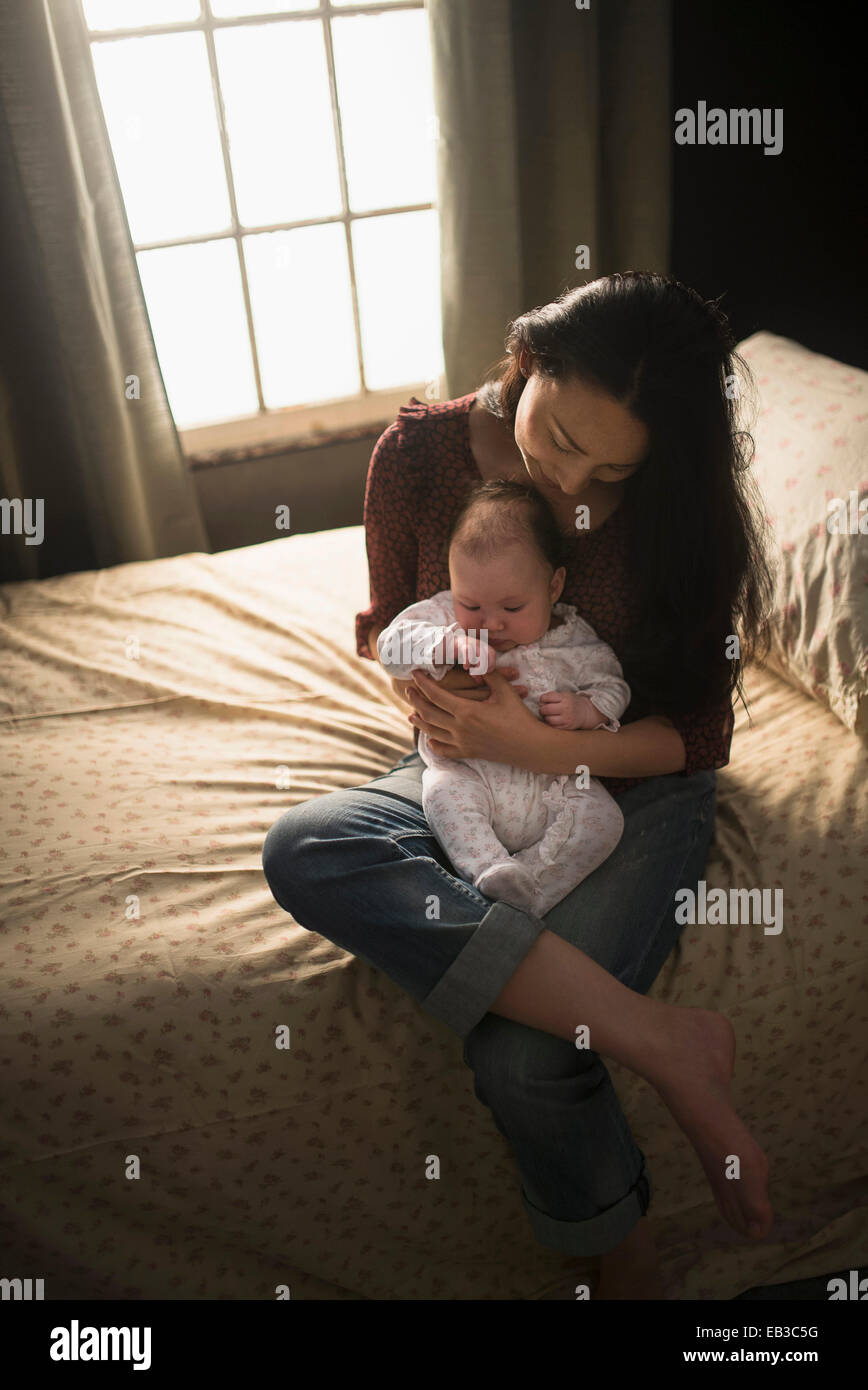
{"left": 354, "top": 419, "right": 420, "bottom": 660}
{"left": 518, "top": 713, "right": 687, "bottom": 777}
{"left": 406, "top": 669, "right": 687, "bottom": 776}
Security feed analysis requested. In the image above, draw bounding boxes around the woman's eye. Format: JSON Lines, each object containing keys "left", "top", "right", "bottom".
{"left": 549, "top": 434, "right": 572, "bottom": 454}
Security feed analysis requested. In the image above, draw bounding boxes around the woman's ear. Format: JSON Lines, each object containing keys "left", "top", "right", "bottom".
{"left": 551, "top": 566, "right": 566, "bottom": 604}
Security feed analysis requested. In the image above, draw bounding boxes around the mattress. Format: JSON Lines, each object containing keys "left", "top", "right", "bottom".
{"left": 1, "top": 524, "right": 865, "bottom": 1299}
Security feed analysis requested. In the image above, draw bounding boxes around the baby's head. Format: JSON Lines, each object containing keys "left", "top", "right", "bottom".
{"left": 442, "top": 480, "right": 567, "bottom": 652}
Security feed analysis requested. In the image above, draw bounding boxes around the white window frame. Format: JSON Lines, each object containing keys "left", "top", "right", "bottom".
{"left": 82, "top": 0, "right": 439, "bottom": 456}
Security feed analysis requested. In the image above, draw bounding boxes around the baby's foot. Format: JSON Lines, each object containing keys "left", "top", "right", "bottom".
{"left": 474, "top": 860, "right": 539, "bottom": 915}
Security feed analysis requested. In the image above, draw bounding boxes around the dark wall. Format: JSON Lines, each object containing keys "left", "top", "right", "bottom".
{"left": 192, "top": 431, "right": 374, "bottom": 551}
{"left": 671, "top": 0, "right": 866, "bottom": 370}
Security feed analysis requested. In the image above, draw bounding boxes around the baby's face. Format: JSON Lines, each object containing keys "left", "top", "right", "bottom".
{"left": 450, "top": 543, "right": 564, "bottom": 653}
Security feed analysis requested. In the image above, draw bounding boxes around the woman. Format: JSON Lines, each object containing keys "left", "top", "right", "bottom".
{"left": 263, "top": 271, "right": 774, "bottom": 1299}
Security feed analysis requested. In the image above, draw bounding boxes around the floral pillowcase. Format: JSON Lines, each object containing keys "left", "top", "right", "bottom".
{"left": 736, "top": 331, "right": 867, "bottom": 738}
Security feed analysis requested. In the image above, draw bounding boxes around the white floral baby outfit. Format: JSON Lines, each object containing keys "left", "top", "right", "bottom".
{"left": 377, "top": 591, "right": 631, "bottom": 917}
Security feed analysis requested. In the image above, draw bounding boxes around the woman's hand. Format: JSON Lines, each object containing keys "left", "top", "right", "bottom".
{"left": 406, "top": 668, "right": 541, "bottom": 762}
{"left": 390, "top": 664, "right": 527, "bottom": 708}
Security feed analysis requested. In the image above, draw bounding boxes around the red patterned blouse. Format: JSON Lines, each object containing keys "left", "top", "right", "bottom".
{"left": 354, "top": 392, "right": 734, "bottom": 795}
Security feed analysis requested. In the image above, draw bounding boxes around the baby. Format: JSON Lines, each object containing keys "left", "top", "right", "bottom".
{"left": 376, "top": 479, "right": 631, "bottom": 918}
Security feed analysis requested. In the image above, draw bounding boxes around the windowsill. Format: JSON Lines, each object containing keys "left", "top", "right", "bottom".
{"left": 185, "top": 419, "right": 390, "bottom": 469}
{"left": 180, "top": 383, "right": 433, "bottom": 469}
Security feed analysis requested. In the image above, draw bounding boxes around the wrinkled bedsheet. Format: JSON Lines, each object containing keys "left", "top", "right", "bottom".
{"left": 1, "top": 525, "right": 865, "bottom": 1299}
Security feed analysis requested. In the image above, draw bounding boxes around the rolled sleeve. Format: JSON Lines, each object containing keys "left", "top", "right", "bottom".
{"left": 670, "top": 697, "right": 734, "bottom": 776}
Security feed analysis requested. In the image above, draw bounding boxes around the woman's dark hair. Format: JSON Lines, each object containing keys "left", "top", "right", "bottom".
{"left": 475, "top": 270, "right": 774, "bottom": 716}
{"left": 440, "top": 478, "right": 567, "bottom": 577}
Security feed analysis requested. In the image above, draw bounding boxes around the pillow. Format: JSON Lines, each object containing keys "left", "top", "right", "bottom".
{"left": 736, "top": 331, "right": 867, "bottom": 737}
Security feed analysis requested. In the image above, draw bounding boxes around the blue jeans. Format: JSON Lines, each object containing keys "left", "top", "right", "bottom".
{"left": 262, "top": 750, "right": 717, "bottom": 1256}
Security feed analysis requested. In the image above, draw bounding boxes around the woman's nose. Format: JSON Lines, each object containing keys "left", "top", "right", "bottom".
{"left": 554, "top": 467, "right": 594, "bottom": 493}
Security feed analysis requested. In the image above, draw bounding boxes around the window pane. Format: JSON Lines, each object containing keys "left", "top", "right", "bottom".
{"left": 210, "top": 0, "right": 311, "bottom": 15}
{"left": 331, "top": 1, "right": 407, "bottom": 7}
{"left": 352, "top": 210, "right": 443, "bottom": 391}
{"left": 90, "top": 33, "right": 231, "bottom": 244}
{"left": 243, "top": 226, "right": 359, "bottom": 408}
{"left": 84, "top": 0, "right": 201, "bottom": 29}
{"left": 214, "top": 22, "right": 341, "bottom": 228}
{"left": 137, "top": 240, "right": 259, "bottom": 428}
{"left": 332, "top": 10, "right": 436, "bottom": 214}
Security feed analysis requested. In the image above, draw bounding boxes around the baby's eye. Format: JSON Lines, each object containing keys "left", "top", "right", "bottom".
{"left": 504, "top": 606, "right": 524, "bottom": 612}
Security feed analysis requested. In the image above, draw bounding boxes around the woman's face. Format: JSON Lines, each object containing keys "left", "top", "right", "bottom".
{"left": 513, "top": 352, "right": 649, "bottom": 497}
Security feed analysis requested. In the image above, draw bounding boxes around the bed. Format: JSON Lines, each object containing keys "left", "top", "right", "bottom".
{"left": 1, "top": 332, "right": 865, "bottom": 1300}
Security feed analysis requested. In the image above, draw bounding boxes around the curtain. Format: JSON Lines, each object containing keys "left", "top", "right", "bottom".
{"left": 426, "top": 0, "right": 673, "bottom": 397}
{"left": 0, "top": 0, "right": 208, "bottom": 583}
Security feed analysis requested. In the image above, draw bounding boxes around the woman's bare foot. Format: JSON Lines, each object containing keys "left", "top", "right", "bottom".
{"left": 645, "top": 1007, "right": 773, "bottom": 1241}
{"left": 488, "top": 931, "right": 772, "bottom": 1244}
{"left": 594, "top": 1217, "right": 666, "bottom": 1299}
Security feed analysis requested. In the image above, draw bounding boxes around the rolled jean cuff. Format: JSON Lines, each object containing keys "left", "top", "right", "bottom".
{"left": 421, "top": 898, "right": 546, "bottom": 1038}
{"left": 520, "top": 1158, "right": 652, "bottom": 1257}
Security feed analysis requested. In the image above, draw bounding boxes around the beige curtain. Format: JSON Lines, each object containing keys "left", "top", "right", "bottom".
{"left": 0, "top": 0, "right": 208, "bottom": 583}
{"left": 426, "top": 0, "right": 673, "bottom": 396}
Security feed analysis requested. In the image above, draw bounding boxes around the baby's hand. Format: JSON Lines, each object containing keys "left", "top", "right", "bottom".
{"left": 539, "top": 691, "right": 605, "bottom": 729}
{"left": 538, "top": 691, "right": 578, "bottom": 728}
{"left": 453, "top": 629, "right": 496, "bottom": 677}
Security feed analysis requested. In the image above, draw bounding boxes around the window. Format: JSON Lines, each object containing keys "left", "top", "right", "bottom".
{"left": 81, "top": 0, "right": 444, "bottom": 454}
